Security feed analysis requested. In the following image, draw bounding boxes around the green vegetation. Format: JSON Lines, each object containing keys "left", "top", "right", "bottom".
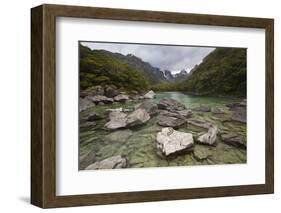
{"left": 79, "top": 44, "right": 149, "bottom": 92}
{"left": 178, "top": 48, "right": 246, "bottom": 97}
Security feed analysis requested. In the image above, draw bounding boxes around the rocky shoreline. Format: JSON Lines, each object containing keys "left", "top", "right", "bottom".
{"left": 79, "top": 87, "right": 247, "bottom": 170}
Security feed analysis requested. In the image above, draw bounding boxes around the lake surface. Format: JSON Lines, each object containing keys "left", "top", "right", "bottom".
{"left": 79, "top": 92, "right": 246, "bottom": 170}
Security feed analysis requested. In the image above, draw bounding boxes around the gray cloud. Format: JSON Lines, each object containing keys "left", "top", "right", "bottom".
{"left": 81, "top": 42, "right": 215, "bottom": 73}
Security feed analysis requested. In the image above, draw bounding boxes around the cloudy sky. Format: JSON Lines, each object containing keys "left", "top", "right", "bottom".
{"left": 81, "top": 42, "right": 215, "bottom": 74}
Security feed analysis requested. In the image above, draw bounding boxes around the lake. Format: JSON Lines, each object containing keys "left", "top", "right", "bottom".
{"left": 79, "top": 91, "right": 246, "bottom": 170}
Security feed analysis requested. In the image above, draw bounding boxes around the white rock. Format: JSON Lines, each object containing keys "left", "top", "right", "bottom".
{"left": 197, "top": 126, "right": 219, "bottom": 145}
{"left": 144, "top": 90, "right": 156, "bottom": 99}
{"left": 156, "top": 127, "right": 194, "bottom": 157}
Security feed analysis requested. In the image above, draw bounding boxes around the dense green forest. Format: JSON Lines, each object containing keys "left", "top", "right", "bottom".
{"left": 79, "top": 44, "right": 149, "bottom": 92}
{"left": 80, "top": 44, "right": 246, "bottom": 97}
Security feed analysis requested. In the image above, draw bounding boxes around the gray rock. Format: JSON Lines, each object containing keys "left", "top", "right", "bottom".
{"left": 157, "top": 115, "right": 186, "bottom": 129}
{"left": 105, "top": 130, "right": 133, "bottom": 143}
{"left": 177, "top": 109, "right": 193, "bottom": 118}
{"left": 197, "top": 126, "right": 219, "bottom": 146}
{"left": 221, "top": 133, "right": 246, "bottom": 149}
{"left": 231, "top": 107, "right": 246, "bottom": 123}
{"left": 193, "top": 146, "right": 212, "bottom": 160}
{"left": 105, "top": 111, "right": 127, "bottom": 129}
{"left": 86, "top": 112, "right": 102, "bottom": 121}
{"left": 113, "top": 94, "right": 129, "bottom": 103}
{"left": 187, "top": 119, "right": 212, "bottom": 129}
{"left": 85, "top": 155, "right": 127, "bottom": 170}
{"left": 105, "top": 108, "right": 150, "bottom": 130}
{"left": 90, "top": 95, "right": 114, "bottom": 104}
{"left": 157, "top": 98, "right": 186, "bottom": 112}
{"left": 156, "top": 127, "right": 194, "bottom": 157}
{"left": 193, "top": 105, "right": 211, "bottom": 112}
{"left": 126, "top": 108, "right": 150, "bottom": 127}
{"left": 137, "top": 101, "right": 158, "bottom": 116}
{"left": 144, "top": 90, "right": 156, "bottom": 99}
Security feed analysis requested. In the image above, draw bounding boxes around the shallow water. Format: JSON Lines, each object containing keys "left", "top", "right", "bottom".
{"left": 79, "top": 92, "right": 246, "bottom": 170}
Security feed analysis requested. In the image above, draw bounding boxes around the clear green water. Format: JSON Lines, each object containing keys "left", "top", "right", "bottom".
{"left": 79, "top": 92, "right": 246, "bottom": 170}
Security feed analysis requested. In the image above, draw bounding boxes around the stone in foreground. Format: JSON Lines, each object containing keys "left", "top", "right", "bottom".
{"left": 197, "top": 126, "right": 219, "bottom": 145}
{"left": 156, "top": 127, "right": 194, "bottom": 157}
{"left": 104, "top": 111, "right": 127, "bottom": 129}
{"left": 144, "top": 90, "right": 156, "bottom": 99}
{"left": 126, "top": 108, "right": 150, "bottom": 127}
{"left": 85, "top": 155, "right": 127, "bottom": 170}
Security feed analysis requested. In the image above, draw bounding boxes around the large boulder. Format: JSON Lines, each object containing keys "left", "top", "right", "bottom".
{"left": 157, "top": 115, "right": 186, "bottom": 129}
{"left": 105, "top": 108, "right": 150, "bottom": 130}
{"left": 137, "top": 101, "right": 158, "bottom": 116}
{"left": 197, "top": 126, "right": 219, "bottom": 145}
{"left": 89, "top": 95, "right": 114, "bottom": 104}
{"left": 105, "top": 130, "right": 133, "bottom": 143}
{"left": 105, "top": 111, "right": 127, "bottom": 129}
{"left": 157, "top": 98, "right": 186, "bottom": 112}
{"left": 156, "top": 127, "right": 194, "bottom": 157}
{"left": 85, "top": 155, "right": 127, "bottom": 170}
{"left": 177, "top": 109, "right": 193, "bottom": 118}
{"left": 221, "top": 133, "right": 246, "bottom": 149}
{"left": 144, "top": 90, "right": 156, "bottom": 99}
{"left": 113, "top": 94, "right": 129, "bottom": 103}
{"left": 126, "top": 108, "right": 150, "bottom": 127}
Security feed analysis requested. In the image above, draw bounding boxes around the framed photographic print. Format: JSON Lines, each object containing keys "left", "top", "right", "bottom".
{"left": 31, "top": 4, "right": 274, "bottom": 208}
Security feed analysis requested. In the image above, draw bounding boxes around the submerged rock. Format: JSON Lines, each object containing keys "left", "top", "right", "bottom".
{"left": 197, "top": 126, "right": 219, "bottom": 146}
{"left": 80, "top": 121, "right": 97, "bottom": 128}
{"left": 211, "top": 107, "right": 225, "bottom": 114}
{"left": 157, "top": 98, "right": 186, "bottom": 112}
{"left": 193, "top": 146, "right": 213, "bottom": 160}
{"left": 105, "top": 129, "right": 133, "bottom": 143}
{"left": 85, "top": 155, "right": 127, "bottom": 170}
{"left": 79, "top": 150, "right": 96, "bottom": 170}
{"left": 221, "top": 133, "right": 246, "bottom": 149}
{"left": 157, "top": 115, "right": 186, "bottom": 129}
{"left": 156, "top": 127, "right": 194, "bottom": 157}
{"left": 86, "top": 112, "right": 102, "bottom": 121}
{"left": 193, "top": 105, "right": 211, "bottom": 112}
{"left": 177, "top": 109, "right": 193, "bottom": 118}
{"left": 79, "top": 97, "right": 94, "bottom": 112}
{"left": 113, "top": 94, "right": 129, "bottom": 103}
{"left": 144, "top": 90, "right": 156, "bottom": 99}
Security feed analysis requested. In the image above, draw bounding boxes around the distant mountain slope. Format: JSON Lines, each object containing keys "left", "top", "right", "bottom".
{"left": 79, "top": 44, "right": 149, "bottom": 92}
{"left": 178, "top": 48, "right": 247, "bottom": 97}
{"left": 111, "top": 53, "right": 167, "bottom": 84}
